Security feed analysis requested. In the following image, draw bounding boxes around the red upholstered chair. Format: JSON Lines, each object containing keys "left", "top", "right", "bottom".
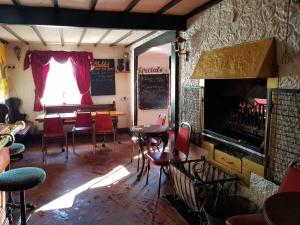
{"left": 226, "top": 159, "right": 300, "bottom": 225}
{"left": 145, "top": 122, "right": 191, "bottom": 198}
{"left": 42, "top": 114, "right": 68, "bottom": 162}
{"left": 94, "top": 113, "right": 115, "bottom": 152}
{"left": 72, "top": 111, "right": 93, "bottom": 153}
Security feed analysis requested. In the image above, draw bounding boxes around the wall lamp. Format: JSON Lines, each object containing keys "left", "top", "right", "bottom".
{"left": 173, "top": 35, "right": 189, "bottom": 61}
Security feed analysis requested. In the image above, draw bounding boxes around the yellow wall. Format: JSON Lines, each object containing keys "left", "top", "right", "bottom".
{"left": 0, "top": 43, "right": 9, "bottom": 99}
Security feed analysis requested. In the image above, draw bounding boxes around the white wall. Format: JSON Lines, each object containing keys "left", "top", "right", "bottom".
{"left": 6, "top": 42, "right": 131, "bottom": 130}
{"left": 137, "top": 46, "right": 171, "bottom": 126}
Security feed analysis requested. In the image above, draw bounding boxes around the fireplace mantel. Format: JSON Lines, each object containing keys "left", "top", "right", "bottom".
{"left": 191, "top": 38, "right": 277, "bottom": 79}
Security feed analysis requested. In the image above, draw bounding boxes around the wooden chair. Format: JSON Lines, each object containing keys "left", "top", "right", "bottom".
{"left": 94, "top": 113, "right": 115, "bottom": 152}
{"left": 42, "top": 114, "right": 68, "bottom": 162}
{"left": 72, "top": 111, "right": 93, "bottom": 153}
{"left": 226, "top": 158, "right": 300, "bottom": 225}
{"left": 145, "top": 122, "right": 192, "bottom": 198}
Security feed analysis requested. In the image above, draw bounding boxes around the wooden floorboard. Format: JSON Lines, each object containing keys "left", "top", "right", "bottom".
{"left": 9, "top": 133, "right": 202, "bottom": 225}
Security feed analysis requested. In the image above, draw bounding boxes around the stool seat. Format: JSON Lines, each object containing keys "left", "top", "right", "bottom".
{"left": 9, "top": 143, "right": 25, "bottom": 157}
{"left": 0, "top": 167, "right": 46, "bottom": 192}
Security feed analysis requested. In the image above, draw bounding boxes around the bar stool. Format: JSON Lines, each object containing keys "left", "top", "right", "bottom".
{"left": 9, "top": 143, "right": 25, "bottom": 160}
{"left": 0, "top": 167, "right": 46, "bottom": 225}
{"left": 6, "top": 143, "right": 26, "bottom": 223}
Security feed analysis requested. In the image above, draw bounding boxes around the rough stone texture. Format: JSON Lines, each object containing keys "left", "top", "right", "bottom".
{"left": 180, "top": 0, "right": 300, "bottom": 125}
{"left": 180, "top": 0, "right": 300, "bottom": 201}
{"left": 268, "top": 90, "right": 300, "bottom": 183}
{"left": 238, "top": 173, "right": 279, "bottom": 209}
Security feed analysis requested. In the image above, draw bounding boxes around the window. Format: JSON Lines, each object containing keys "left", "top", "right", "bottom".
{"left": 42, "top": 58, "right": 81, "bottom": 105}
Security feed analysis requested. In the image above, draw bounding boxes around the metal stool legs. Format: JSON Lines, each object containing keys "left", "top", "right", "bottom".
{"left": 20, "top": 190, "right": 26, "bottom": 225}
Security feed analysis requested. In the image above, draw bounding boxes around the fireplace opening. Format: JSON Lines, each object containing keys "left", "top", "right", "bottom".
{"left": 203, "top": 79, "right": 267, "bottom": 161}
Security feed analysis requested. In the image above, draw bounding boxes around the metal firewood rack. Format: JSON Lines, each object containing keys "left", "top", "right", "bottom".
{"left": 170, "top": 158, "right": 238, "bottom": 214}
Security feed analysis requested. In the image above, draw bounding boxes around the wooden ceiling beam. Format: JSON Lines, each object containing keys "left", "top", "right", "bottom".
{"left": 94, "top": 30, "right": 111, "bottom": 47}
{"left": 124, "top": 0, "right": 140, "bottom": 13}
{"left": 185, "top": 0, "right": 223, "bottom": 18}
{"left": 0, "top": 5, "right": 186, "bottom": 30}
{"left": 77, "top": 29, "right": 87, "bottom": 47}
{"left": 31, "top": 25, "right": 47, "bottom": 46}
{"left": 110, "top": 31, "right": 133, "bottom": 47}
{"left": 125, "top": 31, "right": 156, "bottom": 48}
{"left": 1, "top": 24, "right": 29, "bottom": 45}
{"left": 59, "top": 28, "right": 64, "bottom": 46}
{"left": 157, "top": 0, "right": 182, "bottom": 14}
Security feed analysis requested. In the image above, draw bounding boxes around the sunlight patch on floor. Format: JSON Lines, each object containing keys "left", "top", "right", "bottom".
{"left": 36, "top": 165, "right": 130, "bottom": 211}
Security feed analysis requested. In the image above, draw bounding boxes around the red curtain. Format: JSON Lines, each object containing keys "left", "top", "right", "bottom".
{"left": 24, "top": 51, "right": 94, "bottom": 111}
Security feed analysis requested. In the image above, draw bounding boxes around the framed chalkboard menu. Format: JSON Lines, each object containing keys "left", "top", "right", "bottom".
{"left": 138, "top": 74, "right": 169, "bottom": 110}
{"left": 91, "top": 59, "right": 115, "bottom": 96}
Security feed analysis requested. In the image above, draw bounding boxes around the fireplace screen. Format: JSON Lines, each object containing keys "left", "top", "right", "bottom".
{"left": 204, "top": 79, "right": 267, "bottom": 156}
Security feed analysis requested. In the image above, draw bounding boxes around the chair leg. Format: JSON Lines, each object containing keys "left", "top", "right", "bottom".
{"left": 146, "top": 159, "right": 150, "bottom": 185}
{"left": 19, "top": 190, "right": 26, "bottom": 225}
{"left": 137, "top": 148, "right": 140, "bottom": 172}
{"left": 72, "top": 132, "right": 75, "bottom": 154}
{"left": 131, "top": 143, "right": 133, "bottom": 163}
{"left": 113, "top": 131, "right": 116, "bottom": 151}
{"left": 94, "top": 132, "right": 97, "bottom": 154}
{"left": 158, "top": 166, "right": 163, "bottom": 198}
{"left": 65, "top": 135, "right": 68, "bottom": 160}
{"left": 42, "top": 138, "right": 45, "bottom": 162}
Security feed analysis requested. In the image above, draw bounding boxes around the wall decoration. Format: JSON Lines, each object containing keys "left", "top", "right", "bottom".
{"left": 116, "top": 58, "right": 130, "bottom": 72}
{"left": 90, "top": 59, "right": 115, "bottom": 96}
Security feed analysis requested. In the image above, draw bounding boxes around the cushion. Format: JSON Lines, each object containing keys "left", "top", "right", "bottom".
{"left": 226, "top": 213, "right": 267, "bottom": 225}
{"left": 0, "top": 167, "right": 46, "bottom": 191}
{"left": 279, "top": 167, "right": 300, "bottom": 192}
{"left": 146, "top": 151, "right": 181, "bottom": 166}
{"left": 9, "top": 143, "right": 25, "bottom": 156}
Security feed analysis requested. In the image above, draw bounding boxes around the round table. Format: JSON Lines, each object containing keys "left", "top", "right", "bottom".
{"left": 131, "top": 125, "right": 169, "bottom": 181}
{"left": 263, "top": 192, "right": 300, "bottom": 225}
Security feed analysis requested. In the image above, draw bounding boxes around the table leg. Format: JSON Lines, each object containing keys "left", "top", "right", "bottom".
{"left": 136, "top": 139, "right": 145, "bottom": 181}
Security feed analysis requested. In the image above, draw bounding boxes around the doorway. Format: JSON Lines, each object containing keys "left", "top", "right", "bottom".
{"left": 133, "top": 31, "right": 178, "bottom": 131}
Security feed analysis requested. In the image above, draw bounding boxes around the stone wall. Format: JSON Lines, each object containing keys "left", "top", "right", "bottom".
{"left": 180, "top": 0, "right": 300, "bottom": 181}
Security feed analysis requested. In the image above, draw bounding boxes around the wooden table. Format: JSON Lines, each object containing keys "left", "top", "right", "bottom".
{"left": 131, "top": 125, "right": 169, "bottom": 181}
{"left": 263, "top": 192, "right": 300, "bottom": 225}
{"left": 35, "top": 111, "right": 125, "bottom": 123}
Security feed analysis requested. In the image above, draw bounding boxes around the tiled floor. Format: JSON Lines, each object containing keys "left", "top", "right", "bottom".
{"left": 9, "top": 133, "right": 205, "bottom": 225}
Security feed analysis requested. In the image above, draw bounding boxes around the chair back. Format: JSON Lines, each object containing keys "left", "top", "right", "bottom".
{"left": 0, "top": 104, "right": 8, "bottom": 123}
{"left": 279, "top": 159, "right": 300, "bottom": 193}
{"left": 95, "top": 113, "right": 113, "bottom": 133}
{"left": 174, "top": 122, "right": 192, "bottom": 160}
{"left": 75, "top": 111, "right": 93, "bottom": 128}
{"left": 44, "top": 114, "right": 64, "bottom": 136}
{"left": 156, "top": 114, "right": 166, "bottom": 126}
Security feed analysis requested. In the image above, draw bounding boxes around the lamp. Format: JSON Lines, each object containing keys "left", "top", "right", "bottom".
{"left": 173, "top": 35, "right": 189, "bottom": 61}
{"left": 13, "top": 46, "right": 21, "bottom": 61}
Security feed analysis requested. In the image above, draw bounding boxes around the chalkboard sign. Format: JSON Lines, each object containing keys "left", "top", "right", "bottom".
{"left": 138, "top": 74, "right": 169, "bottom": 110}
{"left": 91, "top": 59, "right": 115, "bottom": 96}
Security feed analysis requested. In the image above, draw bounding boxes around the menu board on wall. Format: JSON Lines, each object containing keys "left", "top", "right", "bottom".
{"left": 138, "top": 73, "right": 169, "bottom": 110}
{"left": 91, "top": 59, "right": 115, "bottom": 96}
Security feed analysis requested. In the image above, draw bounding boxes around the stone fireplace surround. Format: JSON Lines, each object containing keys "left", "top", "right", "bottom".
{"left": 177, "top": 0, "right": 300, "bottom": 208}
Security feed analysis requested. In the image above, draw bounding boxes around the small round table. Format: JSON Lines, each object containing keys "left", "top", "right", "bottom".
{"left": 263, "top": 192, "right": 300, "bottom": 225}
{"left": 131, "top": 125, "right": 169, "bottom": 181}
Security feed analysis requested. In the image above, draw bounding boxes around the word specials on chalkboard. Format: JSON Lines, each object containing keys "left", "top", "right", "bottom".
{"left": 91, "top": 59, "right": 115, "bottom": 96}
{"left": 138, "top": 74, "right": 169, "bottom": 110}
